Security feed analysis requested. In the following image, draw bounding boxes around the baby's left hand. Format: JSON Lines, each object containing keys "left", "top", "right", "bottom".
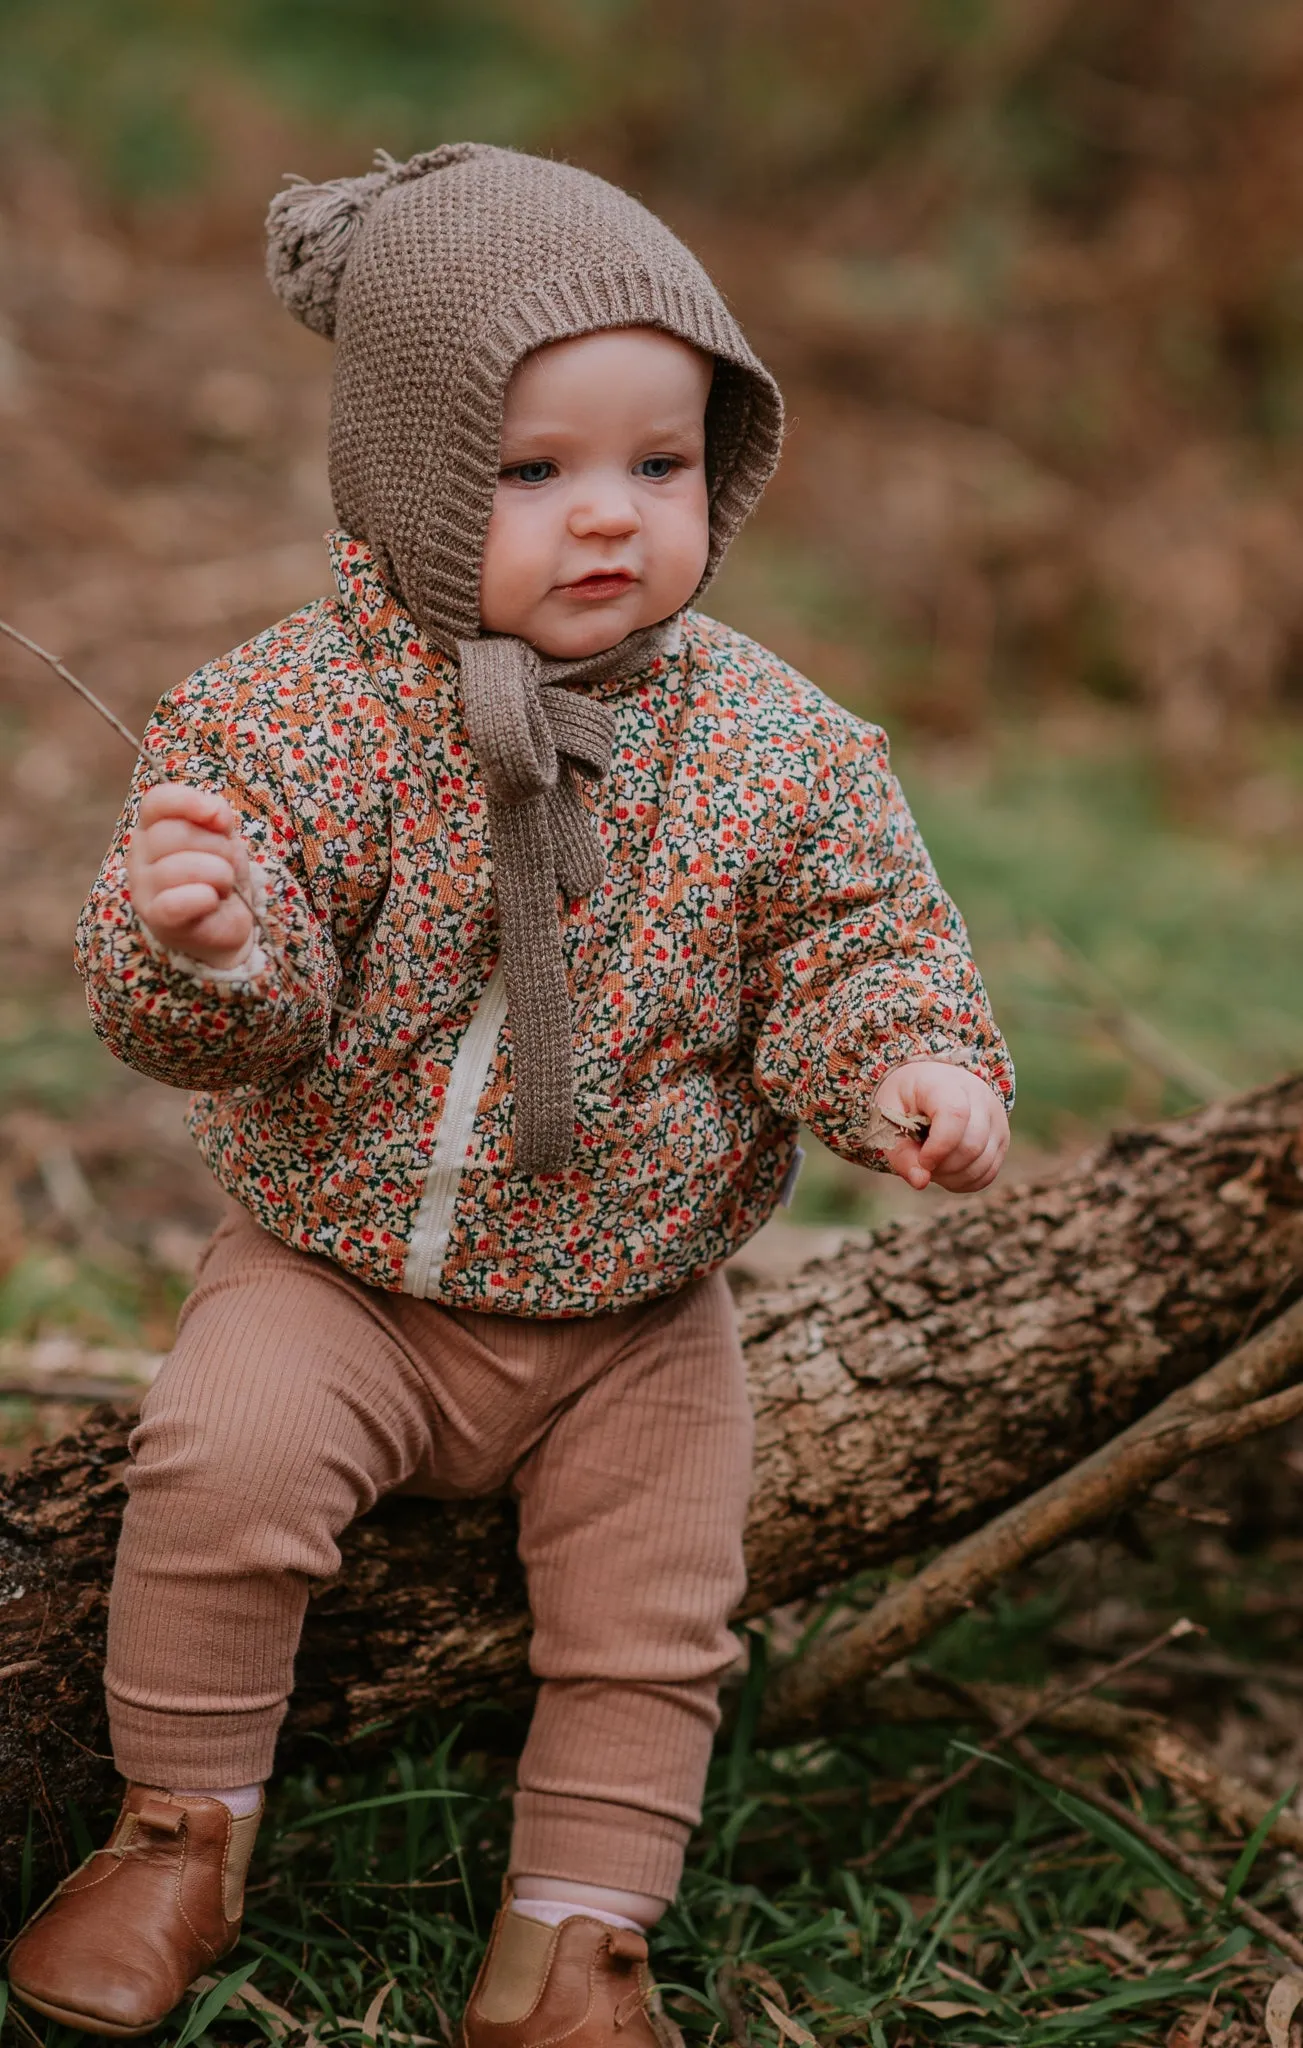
{"left": 875, "top": 1060, "right": 1009, "bottom": 1193}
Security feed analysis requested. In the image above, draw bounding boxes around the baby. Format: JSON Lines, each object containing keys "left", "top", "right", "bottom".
{"left": 9, "top": 145, "right": 1012, "bottom": 2046}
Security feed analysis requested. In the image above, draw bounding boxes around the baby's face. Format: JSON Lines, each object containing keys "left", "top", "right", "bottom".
{"left": 479, "top": 327, "right": 713, "bottom": 659}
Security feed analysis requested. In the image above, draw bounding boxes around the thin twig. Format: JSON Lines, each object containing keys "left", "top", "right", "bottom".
{"left": 308, "top": 1905, "right": 386, "bottom": 1980}
{"left": 1133, "top": 1647, "right": 1303, "bottom": 1696}
{"left": 1034, "top": 922, "right": 1232, "bottom": 1102}
{"left": 1008, "top": 1731, "right": 1303, "bottom": 1971}
{"left": 4, "top": 1997, "right": 47, "bottom": 2047}
{"left": 0, "top": 617, "right": 144, "bottom": 751}
{"left": 0, "top": 614, "right": 350, "bottom": 1019}
{"left": 861, "top": 1616, "right": 1200, "bottom": 1866}
{"left": 0, "top": 1374, "right": 146, "bottom": 1403}
{"left": 842, "top": 1668, "right": 1303, "bottom": 1857}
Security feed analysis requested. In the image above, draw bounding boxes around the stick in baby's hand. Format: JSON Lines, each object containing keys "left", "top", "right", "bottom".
{"left": 0, "top": 617, "right": 145, "bottom": 752}
{"left": 0, "top": 616, "right": 359, "bottom": 1021}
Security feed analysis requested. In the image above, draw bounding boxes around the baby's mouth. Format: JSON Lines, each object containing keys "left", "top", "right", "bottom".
{"left": 562, "top": 570, "right": 637, "bottom": 601}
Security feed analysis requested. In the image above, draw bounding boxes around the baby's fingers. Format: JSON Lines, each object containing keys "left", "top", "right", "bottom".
{"left": 933, "top": 1133, "right": 1005, "bottom": 1193}
{"left": 138, "top": 781, "right": 238, "bottom": 835}
{"left": 885, "top": 1132, "right": 932, "bottom": 1191}
{"left": 917, "top": 1102, "right": 978, "bottom": 1172}
{"left": 148, "top": 880, "right": 228, "bottom": 932}
{"left": 145, "top": 850, "right": 240, "bottom": 901}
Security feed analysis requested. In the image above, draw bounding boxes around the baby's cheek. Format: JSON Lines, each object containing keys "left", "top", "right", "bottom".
{"left": 648, "top": 498, "right": 710, "bottom": 612}
{"left": 480, "top": 499, "right": 549, "bottom": 632}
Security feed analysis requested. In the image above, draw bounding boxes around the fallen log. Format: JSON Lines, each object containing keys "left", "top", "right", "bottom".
{"left": 1, "top": 1073, "right": 1301, "bottom": 1904}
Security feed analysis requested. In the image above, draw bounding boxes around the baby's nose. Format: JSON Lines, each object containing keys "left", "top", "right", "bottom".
{"left": 568, "top": 486, "right": 640, "bottom": 538}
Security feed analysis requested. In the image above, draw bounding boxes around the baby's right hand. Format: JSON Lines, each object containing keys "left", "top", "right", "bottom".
{"left": 125, "top": 783, "right": 256, "bottom": 970}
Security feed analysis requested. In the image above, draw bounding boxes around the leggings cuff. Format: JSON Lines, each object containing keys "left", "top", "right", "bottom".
{"left": 108, "top": 1696, "right": 284, "bottom": 1788}
{"left": 510, "top": 1790, "right": 689, "bottom": 1902}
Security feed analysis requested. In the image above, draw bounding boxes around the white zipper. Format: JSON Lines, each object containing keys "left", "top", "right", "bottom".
{"left": 402, "top": 965, "right": 508, "bottom": 1297}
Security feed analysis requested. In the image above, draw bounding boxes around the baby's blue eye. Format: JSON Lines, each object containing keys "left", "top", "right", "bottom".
{"left": 506, "top": 460, "right": 556, "bottom": 484}
{"left": 636, "top": 456, "right": 678, "bottom": 479}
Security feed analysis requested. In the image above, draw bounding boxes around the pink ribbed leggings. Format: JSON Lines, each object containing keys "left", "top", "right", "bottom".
{"left": 105, "top": 1208, "right": 753, "bottom": 1901}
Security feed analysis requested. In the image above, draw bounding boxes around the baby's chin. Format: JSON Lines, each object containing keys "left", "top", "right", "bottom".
{"left": 516, "top": 593, "right": 667, "bottom": 662}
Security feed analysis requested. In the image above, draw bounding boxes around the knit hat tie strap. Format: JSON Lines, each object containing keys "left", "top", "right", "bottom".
{"left": 458, "top": 636, "right": 619, "bottom": 1174}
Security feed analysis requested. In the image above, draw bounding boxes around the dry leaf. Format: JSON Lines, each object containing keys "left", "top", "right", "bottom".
{"left": 1081, "top": 1924, "right": 1151, "bottom": 1970}
{"left": 908, "top": 1998, "right": 986, "bottom": 2019}
{"left": 935, "top": 1959, "right": 988, "bottom": 1994}
{"left": 1165, "top": 1990, "right": 1216, "bottom": 2048}
{"left": 359, "top": 1980, "right": 396, "bottom": 2046}
{"left": 735, "top": 1962, "right": 791, "bottom": 2011}
{"left": 1266, "top": 1976, "right": 1303, "bottom": 2048}
{"left": 1138, "top": 1886, "right": 1189, "bottom": 1933}
{"left": 756, "top": 1993, "right": 816, "bottom": 2045}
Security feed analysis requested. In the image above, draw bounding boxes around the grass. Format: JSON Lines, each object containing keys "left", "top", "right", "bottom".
{"left": 13, "top": 1714, "right": 1277, "bottom": 2048}
{"left": 15, "top": 1548, "right": 1303, "bottom": 2048}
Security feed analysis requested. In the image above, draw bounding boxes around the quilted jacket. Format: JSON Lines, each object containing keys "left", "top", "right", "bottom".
{"left": 75, "top": 535, "right": 1013, "bottom": 1316}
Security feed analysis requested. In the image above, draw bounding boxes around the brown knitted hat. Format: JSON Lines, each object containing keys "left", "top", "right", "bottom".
{"left": 265, "top": 145, "right": 784, "bottom": 1175}
{"left": 266, "top": 143, "right": 783, "bottom": 650}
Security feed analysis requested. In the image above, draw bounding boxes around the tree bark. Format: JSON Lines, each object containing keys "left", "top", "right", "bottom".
{"left": 2, "top": 1074, "right": 1301, "bottom": 1905}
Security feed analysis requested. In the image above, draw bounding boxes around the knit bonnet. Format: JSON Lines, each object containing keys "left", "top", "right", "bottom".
{"left": 265, "top": 143, "right": 784, "bottom": 1171}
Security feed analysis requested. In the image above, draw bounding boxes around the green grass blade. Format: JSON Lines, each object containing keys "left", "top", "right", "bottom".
{"left": 1029, "top": 1972, "right": 1223, "bottom": 2029}
{"left": 726, "top": 1627, "right": 768, "bottom": 1812}
{"left": 171, "top": 1958, "right": 260, "bottom": 2048}
{"left": 1192, "top": 1926, "right": 1255, "bottom": 1969}
{"left": 1221, "top": 1782, "right": 1297, "bottom": 1909}
{"left": 955, "top": 1743, "right": 1201, "bottom": 1904}
{"left": 244, "top": 1938, "right": 339, "bottom": 2023}
{"left": 274, "top": 1788, "right": 471, "bottom": 1834}
{"left": 63, "top": 1801, "right": 94, "bottom": 1867}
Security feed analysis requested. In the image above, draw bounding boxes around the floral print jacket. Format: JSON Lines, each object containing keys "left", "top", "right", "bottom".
{"left": 75, "top": 534, "right": 1013, "bottom": 1316}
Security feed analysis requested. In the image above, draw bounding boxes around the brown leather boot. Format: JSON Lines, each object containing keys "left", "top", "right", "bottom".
{"left": 460, "top": 1902, "right": 684, "bottom": 2048}
{"left": 6, "top": 1785, "right": 262, "bottom": 2038}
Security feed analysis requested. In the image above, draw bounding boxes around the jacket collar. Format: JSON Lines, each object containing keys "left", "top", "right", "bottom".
{"left": 329, "top": 530, "right": 449, "bottom": 677}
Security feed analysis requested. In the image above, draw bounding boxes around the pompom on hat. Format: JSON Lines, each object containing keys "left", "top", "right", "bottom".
{"left": 264, "top": 144, "right": 785, "bottom": 1175}
{"left": 266, "top": 146, "right": 476, "bottom": 340}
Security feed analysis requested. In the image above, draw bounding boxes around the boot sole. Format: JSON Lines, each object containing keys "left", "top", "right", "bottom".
{"left": 11, "top": 1986, "right": 167, "bottom": 2038}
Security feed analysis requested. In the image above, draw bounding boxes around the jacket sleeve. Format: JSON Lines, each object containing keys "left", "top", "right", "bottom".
{"left": 745, "top": 718, "right": 1013, "bottom": 1167}
{"left": 74, "top": 667, "right": 341, "bottom": 1092}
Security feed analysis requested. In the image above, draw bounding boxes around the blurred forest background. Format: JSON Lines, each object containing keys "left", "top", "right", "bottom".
{"left": 5, "top": 0, "right": 1303, "bottom": 1320}
{"left": 5, "top": 6, "right": 1303, "bottom": 2041}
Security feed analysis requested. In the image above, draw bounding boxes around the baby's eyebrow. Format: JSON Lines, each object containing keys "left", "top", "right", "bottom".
{"left": 500, "top": 415, "right": 706, "bottom": 451}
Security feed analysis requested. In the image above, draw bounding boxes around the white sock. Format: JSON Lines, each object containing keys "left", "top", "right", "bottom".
{"left": 512, "top": 1897, "right": 644, "bottom": 1934}
{"left": 170, "top": 1784, "right": 263, "bottom": 1818}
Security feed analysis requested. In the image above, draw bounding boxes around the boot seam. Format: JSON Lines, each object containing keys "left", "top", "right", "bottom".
{"left": 54, "top": 1853, "right": 123, "bottom": 1899}
{"left": 217, "top": 1804, "right": 240, "bottom": 1928}
{"left": 172, "top": 1827, "right": 220, "bottom": 1964}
